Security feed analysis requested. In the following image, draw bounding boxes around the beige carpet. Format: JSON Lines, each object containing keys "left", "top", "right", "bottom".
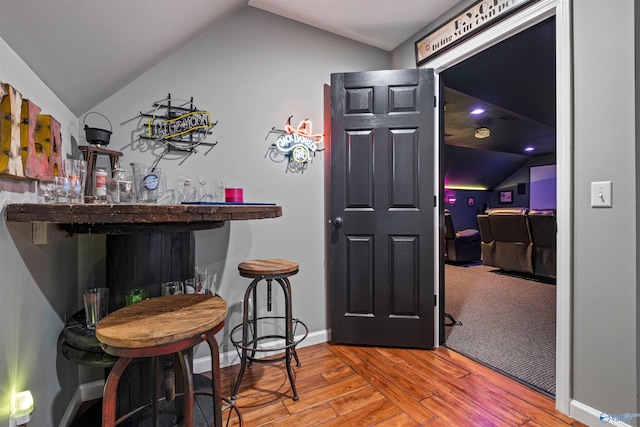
{"left": 444, "top": 262, "right": 556, "bottom": 396}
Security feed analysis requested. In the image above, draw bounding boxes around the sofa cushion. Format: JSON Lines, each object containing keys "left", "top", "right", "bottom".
{"left": 487, "top": 207, "right": 532, "bottom": 244}
{"left": 486, "top": 207, "right": 529, "bottom": 216}
{"left": 456, "top": 229, "right": 480, "bottom": 241}
{"left": 528, "top": 209, "right": 556, "bottom": 278}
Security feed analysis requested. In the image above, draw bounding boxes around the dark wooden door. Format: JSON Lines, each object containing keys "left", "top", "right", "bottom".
{"left": 329, "top": 69, "right": 436, "bottom": 349}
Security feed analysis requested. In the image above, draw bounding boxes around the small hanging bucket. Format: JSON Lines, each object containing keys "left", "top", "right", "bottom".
{"left": 83, "top": 112, "right": 112, "bottom": 146}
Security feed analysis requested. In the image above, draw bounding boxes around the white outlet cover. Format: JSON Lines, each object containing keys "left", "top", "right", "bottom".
{"left": 591, "top": 181, "right": 612, "bottom": 208}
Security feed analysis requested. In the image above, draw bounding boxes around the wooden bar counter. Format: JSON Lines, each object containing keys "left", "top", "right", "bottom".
{"left": 5, "top": 202, "right": 282, "bottom": 304}
{"left": 5, "top": 202, "right": 281, "bottom": 426}
{"left": 4, "top": 202, "right": 282, "bottom": 234}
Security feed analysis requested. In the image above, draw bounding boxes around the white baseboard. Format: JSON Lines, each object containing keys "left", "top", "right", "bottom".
{"left": 59, "top": 380, "right": 104, "bottom": 427}
{"left": 570, "top": 399, "right": 636, "bottom": 427}
{"left": 195, "top": 328, "right": 330, "bottom": 373}
{"left": 58, "top": 388, "right": 81, "bottom": 427}
{"left": 62, "top": 329, "right": 330, "bottom": 426}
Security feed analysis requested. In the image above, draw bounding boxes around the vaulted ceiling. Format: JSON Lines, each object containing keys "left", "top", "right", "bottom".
{"left": 0, "top": 0, "right": 456, "bottom": 116}
{"left": 442, "top": 17, "right": 556, "bottom": 190}
{"left": 0, "top": 1, "right": 555, "bottom": 191}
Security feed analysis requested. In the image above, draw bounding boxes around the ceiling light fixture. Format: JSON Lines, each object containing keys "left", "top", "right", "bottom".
{"left": 524, "top": 146, "right": 535, "bottom": 152}
{"left": 474, "top": 127, "right": 491, "bottom": 139}
{"left": 470, "top": 108, "right": 485, "bottom": 115}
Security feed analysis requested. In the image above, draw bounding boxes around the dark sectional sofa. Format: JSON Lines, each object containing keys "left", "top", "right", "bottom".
{"left": 477, "top": 207, "right": 556, "bottom": 279}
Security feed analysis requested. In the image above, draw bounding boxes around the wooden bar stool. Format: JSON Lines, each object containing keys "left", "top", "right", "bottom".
{"left": 96, "top": 294, "right": 239, "bottom": 427}
{"left": 230, "top": 259, "right": 308, "bottom": 401}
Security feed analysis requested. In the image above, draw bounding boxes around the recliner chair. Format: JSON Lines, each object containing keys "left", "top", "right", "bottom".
{"left": 528, "top": 209, "right": 556, "bottom": 279}
{"left": 444, "top": 210, "right": 481, "bottom": 263}
{"left": 486, "top": 207, "right": 534, "bottom": 274}
{"left": 476, "top": 214, "right": 495, "bottom": 266}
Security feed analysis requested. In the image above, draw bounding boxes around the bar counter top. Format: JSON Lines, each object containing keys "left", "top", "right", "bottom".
{"left": 4, "top": 202, "right": 282, "bottom": 235}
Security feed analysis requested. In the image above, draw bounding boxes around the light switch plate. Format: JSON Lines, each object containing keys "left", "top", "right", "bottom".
{"left": 591, "top": 181, "right": 612, "bottom": 208}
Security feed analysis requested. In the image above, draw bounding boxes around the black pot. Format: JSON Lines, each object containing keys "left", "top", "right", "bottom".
{"left": 83, "top": 112, "right": 112, "bottom": 146}
{"left": 84, "top": 125, "right": 112, "bottom": 146}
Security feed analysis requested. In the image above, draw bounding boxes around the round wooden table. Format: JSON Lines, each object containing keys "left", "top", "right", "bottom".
{"left": 96, "top": 294, "right": 230, "bottom": 427}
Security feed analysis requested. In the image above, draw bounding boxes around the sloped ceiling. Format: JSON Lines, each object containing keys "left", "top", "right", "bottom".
{"left": 442, "top": 17, "right": 556, "bottom": 190}
{"left": 0, "top": 1, "right": 555, "bottom": 190}
{"left": 0, "top": 0, "right": 456, "bottom": 116}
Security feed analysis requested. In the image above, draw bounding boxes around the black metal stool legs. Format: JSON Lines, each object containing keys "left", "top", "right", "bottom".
{"left": 231, "top": 278, "right": 260, "bottom": 400}
{"left": 276, "top": 277, "right": 299, "bottom": 401}
{"left": 249, "top": 281, "right": 259, "bottom": 366}
{"left": 280, "top": 277, "right": 301, "bottom": 368}
{"left": 230, "top": 274, "right": 308, "bottom": 402}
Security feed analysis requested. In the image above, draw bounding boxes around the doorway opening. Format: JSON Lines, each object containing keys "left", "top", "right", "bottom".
{"left": 440, "top": 17, "right": 557, "bottom": 397}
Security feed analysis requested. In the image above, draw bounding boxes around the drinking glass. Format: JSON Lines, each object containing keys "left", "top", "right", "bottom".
{"left": 195, "top": 267, "right": 216, "bottom": 295}
{"left": 54, "top": 176, "right": 70, "bottom": 203}
{"left": 131, "top": 163, "right": 161, "bottom": 202}
{"left": 184, "top": 278, "right": 196, "bottom": 294}
{"left": 194, "top": 266, "right": 208, "bottom": 294}
{"left": 214, "top": 181, "right": 226, "bottom": 202}
{"left": 161, "top": 281, "right": 184, "bottom": 296}
{"left": 119, "top": 180, "right": 134, "bottom": 203}
{"left": 77, "top": 160, "right": 88, "bottom": 203}
{"left": 63, "top": 159, "right": 87, "bottom": 203}
{"left": 62, "top": 159, "right": 78, "bottom": 202}
{"left": 38, "top": 177, "right": 56, "bottom": 203}
{"left": 83, "top": 287, "right": 109, "bottom": 329}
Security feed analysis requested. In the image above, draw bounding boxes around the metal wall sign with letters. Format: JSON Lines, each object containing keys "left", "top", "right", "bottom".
{"left": 139, "top": 94, "right": 218, "bottom": 169}
{"left": 415, "top": 0, "right": 537, "bottom": 66}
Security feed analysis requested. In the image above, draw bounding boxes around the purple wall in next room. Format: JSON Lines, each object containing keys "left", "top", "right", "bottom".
{"left": 443, "top": 190, "right": 492, "bottom": 231}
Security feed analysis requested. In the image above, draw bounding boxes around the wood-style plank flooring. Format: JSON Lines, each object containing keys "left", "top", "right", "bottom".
{"left": 210, "top": 343, "right": 586, "bottom": 427}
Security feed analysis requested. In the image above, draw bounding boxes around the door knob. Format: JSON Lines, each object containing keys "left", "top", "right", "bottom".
{"left": 333, "top": 217, "right": 344, "bottom": 228}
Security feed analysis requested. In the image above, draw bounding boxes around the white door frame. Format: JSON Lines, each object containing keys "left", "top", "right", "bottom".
{"left": 422, "top": 0, "right": 572, "bottom": 414}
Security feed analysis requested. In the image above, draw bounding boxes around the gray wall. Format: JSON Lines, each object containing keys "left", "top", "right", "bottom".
{"left": 637, "top": 0, "right": 640, "bottom": 416}
{"left": 89, "top": 6, "right": 390, "bottom": 359}
{"left": 0, "top": 37, "right": 89, "bottom": 426}
{"left": 391, "top": 1, "right": 476, "bottom": 70}
{"left": 572, "top": 0, "right": 637, "bottom": 416}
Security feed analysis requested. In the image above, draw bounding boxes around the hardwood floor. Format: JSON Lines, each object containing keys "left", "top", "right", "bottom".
{"left": 211, "top": 343, "right": 586, "bottom": 427}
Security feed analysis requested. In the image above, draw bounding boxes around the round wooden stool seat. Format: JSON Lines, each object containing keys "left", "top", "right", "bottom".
{"left": 237, "top": 259, "right": 299, "bottom": 278}
{"left": 97, "top": 294, "right": 227, "bottom": 350}
{"left": 96, "top": 294, "right": 236, "bottom": 427}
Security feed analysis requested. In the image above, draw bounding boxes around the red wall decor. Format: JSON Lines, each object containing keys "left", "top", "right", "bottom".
{"left": 21, "top": 99, "right": 51, "bottom": 179}
{"left": 0, "top": 81, "right": 63, "bottom": 179}
{"left": 37, "top": 115, "right": 63, "bottom": 177}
